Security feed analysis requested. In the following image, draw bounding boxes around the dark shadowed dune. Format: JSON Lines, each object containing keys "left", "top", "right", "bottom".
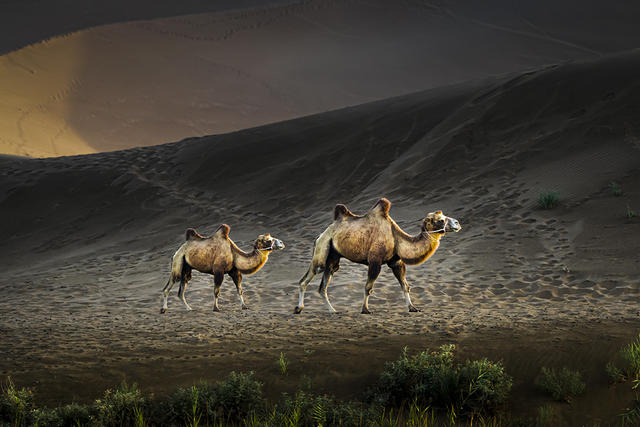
{"left": 3, "top": 0, "right": 640, "bottom": 156}
{"left": 0, "top": 52, "right": 639, "bottom": 421}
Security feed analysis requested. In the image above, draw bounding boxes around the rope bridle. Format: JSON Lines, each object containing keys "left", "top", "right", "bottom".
{"left": 421, "top": 227, "right": 446, "bottom": 241}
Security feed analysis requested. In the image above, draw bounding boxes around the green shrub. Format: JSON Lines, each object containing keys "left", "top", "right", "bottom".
{"left": 621, "top": 395, "right": 640, "bottom": 426}
{"left": 537, "top": 191, "right": 559, "bottom": 209}
{"left": 56, "top": 402, "right": 93, "bottom": 426}
{"left": 627, "top": 204, "right": 637, "bottom": 219}
{"left": 162, "top": 381, "right": 217, "bottom": 425}
{"left": 536, "top": 404, "right": 560, "bottom": 427}
{"left": 273, "top": 391, "right": 370, "bottom": 427}
{"left": 215, "top": 371, "right": 264, "bottom": 421}
{"left": 0, "top": 378, "right": 36, "bottom": 426}
{"left": 93, "top": 382, "right": 146, "bottom": 427}
{"left": 368, "top": 345, "right": 512, "bottom": 416}
{"left": 610, "top": 182, "right": 623, "bottom": 196}
{"left": 608, "top": 333, "right": 640, "bottom": 384}
{"left": 535, "top": 367, "right": 585, "bottom": 403}
{"left": 278, "top": 352, "right": 289, "bottom": 375}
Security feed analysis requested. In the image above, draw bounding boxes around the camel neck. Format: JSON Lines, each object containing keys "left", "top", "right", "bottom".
{"left": 394, "top": 227, "right": 441, "bottom": 265}
{"left": 235, "top": 248, "right": 269, "bottom": 274}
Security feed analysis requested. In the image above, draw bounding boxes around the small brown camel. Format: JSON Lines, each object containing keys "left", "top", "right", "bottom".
{"left": 161, "top": 224, "right": 284, "bottom": 313}
{"left": 294, "top": 198, "right": 461, "bottom": 314}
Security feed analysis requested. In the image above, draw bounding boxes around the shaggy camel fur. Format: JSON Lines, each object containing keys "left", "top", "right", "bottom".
{"left": 161, "top": 224, "right": 284, "bottom": 313}
{"left": 295, "top": 198, "right": 461, "bottom": 314}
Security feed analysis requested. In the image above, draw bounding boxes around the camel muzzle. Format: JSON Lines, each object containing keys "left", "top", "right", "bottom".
{"left": 273, "top": 239, "right": 285, "bottom": 250}
{"left": 446, "top": 218, "right": 461, "bottom": 232}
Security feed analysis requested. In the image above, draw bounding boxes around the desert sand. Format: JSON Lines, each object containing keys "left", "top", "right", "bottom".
{"left": 1, "top": 44, "right": 639, "bottom": 422}
{"left": 3, "top": 0, "right": 640, "bottom": 157}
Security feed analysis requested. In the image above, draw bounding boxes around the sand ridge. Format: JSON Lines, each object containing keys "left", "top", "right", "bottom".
{"left": 0, "top": 51, "right": 639, "bottom": 419}
{"left": 3, "top": 0, "right": 640, "bottom": 156}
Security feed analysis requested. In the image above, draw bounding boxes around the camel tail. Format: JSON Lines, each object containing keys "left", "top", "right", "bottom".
{"left": 170, "top": 244, "right": 188, "bottom": 283}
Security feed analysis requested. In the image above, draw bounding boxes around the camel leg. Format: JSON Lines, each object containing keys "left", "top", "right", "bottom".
{"left": 318, "top": 269, "right": 338, "bottom": 314}
{"left": 177, "top": 278, "right": 192, "bottom": 311}
{"left": 213, "top": 272, "right": 224, "bottom": 312}
{"left": 389, "top": 261, "right": 420, "bottom": 312}
{"left": 161, "top": 278, "right": 176, "bottom": 314}
{"left": 362, "top": 262, "right": 381, "bottom": 314}
{"left": 318, "top": 253, "right": 340, "bottom": 313}
{"left": 229, "top": 269, "right": 248, "bottom": 310}
{"left": 294, "top": 266, "right": 316, "bottom": 314}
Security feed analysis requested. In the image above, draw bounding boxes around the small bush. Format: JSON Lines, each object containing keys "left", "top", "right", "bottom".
{"left": 0, "top": 378, "right": 36, "bottom": 426}
{"left": 610, "top": 182, "right": 623, "bottom": 196}
{"left": 215, "top": 371, "right": 264, "bottom": 421}
{"left": 621, "top": 395, "right": 640, "bottom": 426}
{"left": 163, "top": 381, "right": 217, "bottom": 425}
{"left": 536, "top": 404, "right": 560, "bottom": 427}
{"left": 278, "top": 352, "right": 289, "bottom": 375}
{"left": 627, "top": 204, "right": 637, "bottom": 219}
{"left": 606, "top": 361, "right": 626, "bottom": 383}
{"left": 535, "top": 367, "right": 585, "bottom": 403}
{"left": 56, "top": 402, "right": 93, "bottom": 426}
{"left": 368, "top": 345, "right": 512, "bottom": 416}
{"left": 537, "top": 191, "right": 559, "bottom": 209}
{"left": 93, "top": 381, "right": 146, "bottom": 427}
{"left": 608, "top": 333, "right": 640, "bottom": 384}
{"left": 273, "top": 391, "right": 369, "bottom": 427}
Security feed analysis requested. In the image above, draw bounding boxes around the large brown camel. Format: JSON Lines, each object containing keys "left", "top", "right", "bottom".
{"left": 294, "top": 198, "right": 461, "bottom": 314}
{"left": 161, "top": 224, "right": 284, "bottom": 313}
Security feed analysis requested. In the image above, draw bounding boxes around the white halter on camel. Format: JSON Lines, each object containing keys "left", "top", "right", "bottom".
{"left": 421, "top": 227, "right": 446, "bottom": 241}
{"left": 257, "top": 244, "right": 275, "bottom": 252}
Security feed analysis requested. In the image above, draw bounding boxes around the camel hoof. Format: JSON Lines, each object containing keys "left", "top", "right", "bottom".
{"left": 361, "top": 308, "right": 372, "bottom": 315}
{"left": 294, "top": 306, "right": 303, "bottom": 314}
{"left": 160, "top": 307, "right": 167, "bottom": 314}
{"left": 242, "top": 305, "right": 249, "bottom": 310}
{"left": 213, "top": 306, "right": 220, "bottom": 312}
{"left": 409, "top": 306, "right": 421, "bottom": 312}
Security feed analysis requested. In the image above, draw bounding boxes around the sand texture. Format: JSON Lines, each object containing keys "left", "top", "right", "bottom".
{"left": 3, "top": 0, "right": 640, "bottom": 156}
{"left": 0, "top": 50, "right": 639, "bottom": 418}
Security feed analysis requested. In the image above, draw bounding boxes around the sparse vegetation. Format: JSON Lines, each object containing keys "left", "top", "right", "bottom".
{"left": 0, "top": 378, "right": 35, "bottom": 426}
{"left": 535, "top": 367, "right": 585, "bottom": 403}
{"left": 278, "top": 352, "right": 290, "bottom": 375}
{"left": 368, "top": 345, "right": 512, "bottom": 416}
{"left": 537, "top": 191, "right": 559, "bottom": 209}
{"left": 610, "top": 181, "right": 623, "bottom": 196}
{"left": 621, "top": 395, "right": 640, "bottom": 426}
{"left": 607, "top": 333, "right": 640, "bottom": 384}
{"left": 627, "top": 204, "right": 637, "bottom": 219}
{"left": 94, "top": 382, "right": 146, "bottom": 427}
{"left": 536, "top": 404, "right": 560, "bottom": 427}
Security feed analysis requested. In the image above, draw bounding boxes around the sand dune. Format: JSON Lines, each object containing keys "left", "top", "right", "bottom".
{"left": 3, "top": 0, "right": 640, "bottom": 157}
{"left": 0, "top": 51, "right": 639, "bottom": 410}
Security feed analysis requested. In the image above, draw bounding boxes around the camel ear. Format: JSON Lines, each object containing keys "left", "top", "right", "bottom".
{"left": 436, "top": 210, "right": 443, "bottom": 215}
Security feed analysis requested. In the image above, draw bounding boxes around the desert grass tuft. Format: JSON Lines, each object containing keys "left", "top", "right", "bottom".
{"left": 535, "top": 367, "right": 585, "bottom": 403}
{"left": 627, "top": 204, "right": 637, "bottom": 219}
{"left": 537, "top": 191, "right": 559, "bottom": 209}
{"left": 278, "top": 352, "right": 290, "bottom": 375}
{"left": 607, "top": 333, "right": 640, "bottom": 384}
{"left": 610, "top": 181, "right": 623, "bottom": 196}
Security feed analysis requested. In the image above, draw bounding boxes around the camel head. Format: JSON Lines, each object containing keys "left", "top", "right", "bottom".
{"left": 423, "top": 211, "right": 461, "bottom": 235}
{"left": 254, "top": 233, "right": 285, "bottom": 252}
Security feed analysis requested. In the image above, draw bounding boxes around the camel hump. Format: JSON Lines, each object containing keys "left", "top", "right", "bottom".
{"left": 185, "top": 228, "right": 206, "bottom": 240}
{"left": 215, "top": 224, "right": 231, "bottom": 239}
{"left": 370, "top": 198, "right": 391, "bottom": 216}
{"left": 334, "top": 204, "right": 356, "bottom": 220}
